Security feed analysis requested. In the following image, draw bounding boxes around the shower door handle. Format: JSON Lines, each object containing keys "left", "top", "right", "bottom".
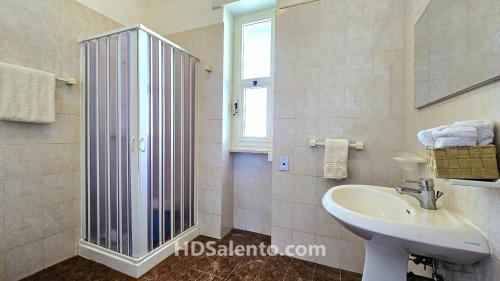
{"left": 139, "top": 138, "right": 147, "bottom": 152}
{"left": 131, "top": 137, "right": 136, "bottom": 152}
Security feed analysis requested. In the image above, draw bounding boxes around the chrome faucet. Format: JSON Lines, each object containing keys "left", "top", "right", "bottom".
{"left": 395, "top": 179, "right": 443, "bottom": 210}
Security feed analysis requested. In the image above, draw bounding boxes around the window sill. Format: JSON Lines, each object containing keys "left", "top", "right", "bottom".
{"left": 229, "top": 147, "right": 271, "bottom": 154}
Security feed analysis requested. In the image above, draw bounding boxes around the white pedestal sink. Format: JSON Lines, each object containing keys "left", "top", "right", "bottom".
{"left": 322, "top": 185, "right": 489, "bottom": 281}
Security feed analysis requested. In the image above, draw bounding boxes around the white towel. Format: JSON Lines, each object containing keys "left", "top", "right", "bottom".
{"left": 435, "top": 136, "right": 477, "bottom": 148}
{"left": 323, "top": 139, "right": 349, "bottom": 179}
{"left": 452, "top": 120, "right": 494, "bottom": 145}
{"left": 432, "top": 126, "right": 478, "bottom": 148}
{"left": 432, "top": 126, "right": 478, "bottom": 139}
{"left": 417, "top": 125, "right": 449, "bottom": 147}
{"left": 417, "top": 129, "right": 435, "bottom": 147}
{"left": 0, "top": 61, "right": 55, "bottom": 123}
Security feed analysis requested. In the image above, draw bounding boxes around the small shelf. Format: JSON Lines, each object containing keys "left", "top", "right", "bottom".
{"left": 393, "top": 156, "right": 427, "bottom": 164}
{"left": 449, "top": 179, "right": 500, "bottom": 189}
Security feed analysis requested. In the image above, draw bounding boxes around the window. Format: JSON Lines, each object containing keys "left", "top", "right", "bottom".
{"left": 232, "top": 10, "right": 275, "bottom": 152}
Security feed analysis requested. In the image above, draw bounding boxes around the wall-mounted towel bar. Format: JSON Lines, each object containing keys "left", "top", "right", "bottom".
{"left": 56, "top": 76, "right": 78, "bottom": 85}
{"left": 308, "top": 138, "right": 364, "bottom": 150}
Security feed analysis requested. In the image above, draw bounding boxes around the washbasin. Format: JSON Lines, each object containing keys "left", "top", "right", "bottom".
{"left": 330, "top": 186, "right": 415, "bottom": 222}
{"left": 322, "top": 185, "right": 489, "bottom": 281}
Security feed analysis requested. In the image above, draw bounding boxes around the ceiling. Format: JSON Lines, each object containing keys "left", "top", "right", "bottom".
{"left": 224, "top": 0, "right": 277, "bottom": 15}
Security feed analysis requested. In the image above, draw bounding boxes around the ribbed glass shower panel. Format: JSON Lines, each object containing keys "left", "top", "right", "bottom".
{"left": 84, "top": 30, "right": 134, "bottom": 255}
{"left": 162, "top": 44, "right": 173, "bottom": 244}
{"left": 172, "top": 48, "right": 182, "bottom": 237}
{"left": 183, "top": 53, "right": 192, "bottom": 231}
{"left": 118, "top": 31, "right": 132, "bottom": 256}
{"left": 82, "top": 26, "right": 198, "bottom": 259}
{"left": 189, "top": 57, "right": 197, "bottom": 227}
{"left": 87, "top": 39, "right": 98, "bottom": 245}
{"left": 108, "top": 34, "right": 119, "bottom": 252}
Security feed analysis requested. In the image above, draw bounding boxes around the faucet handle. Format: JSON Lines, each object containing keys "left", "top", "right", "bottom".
{"left": 404, "top": 178, "right": 435, "bottom": 190}
{"left": 436, "top": 190, "right": 444, "bottom": 199}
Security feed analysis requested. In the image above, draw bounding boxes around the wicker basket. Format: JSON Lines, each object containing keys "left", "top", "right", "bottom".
{"left": 427, "top": 145, "right": 499, "bottom": 179}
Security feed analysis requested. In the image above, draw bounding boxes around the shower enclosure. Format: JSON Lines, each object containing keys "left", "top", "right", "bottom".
{"left": 79, "top": 25, "right": 198, "bottom": 277}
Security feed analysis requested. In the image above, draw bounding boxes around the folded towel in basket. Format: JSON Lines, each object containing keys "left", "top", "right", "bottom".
{"left": 434, "top": 136, "right": 477, "bottom": 148}
{"left": 432, "top": 126, "right": 478, "bottom": 148}
{"left": 452, "top": 120, "right": 494, "bottom": 145}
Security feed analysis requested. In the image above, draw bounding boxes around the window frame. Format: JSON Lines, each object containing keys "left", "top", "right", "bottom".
{"left": 231, "top": 9, "right": 275, "bottom": 153}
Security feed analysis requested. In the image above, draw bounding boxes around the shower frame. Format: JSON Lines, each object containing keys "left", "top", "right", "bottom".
{"left": 78, "top": 24, "right": 199, "bottom": 278}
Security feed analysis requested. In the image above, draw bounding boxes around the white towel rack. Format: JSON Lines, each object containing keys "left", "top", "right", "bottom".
{"left": 308, "top": 138, "right": 364, "bottom": 150}
{"left": 56, "top": 76, "right": 78, "bottom": 85}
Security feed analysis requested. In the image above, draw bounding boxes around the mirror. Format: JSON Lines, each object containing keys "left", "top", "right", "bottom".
{"left": 414, "top": 0, "right": 500, "bottom": 109}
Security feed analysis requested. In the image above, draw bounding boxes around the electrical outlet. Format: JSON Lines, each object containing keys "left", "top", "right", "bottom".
{"left": 279, "top": 155, "right": 289, "bottom": 171}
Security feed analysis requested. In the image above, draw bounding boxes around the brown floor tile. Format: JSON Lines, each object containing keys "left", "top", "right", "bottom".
{"left": 22, "top": 230, "right": 359, "bottom": 281}
{"left": 340, "top": 270, "right": 362, "bottom": 281}
{"left": 196, "top": 273, "right": 223, "bottom": 281}
{"left": 201, "top": 256, "right": 239, "bottom": 279}
{"left": 263, "top": 255, "right": 292, "bottom": 273}
{"left": 226, "top": 261, "right": 262, "bottom": 281}
{"left": 314, "top": 264, "right": 340, "bottom": 281}
{"left": 140, "top": 267, "right": 201, "bottom": 281}
{"left": 255, "top": 268, "right": 286, "bottom": 281}
{"left": 284, "top": 259, "right": 315, "bottom": 280}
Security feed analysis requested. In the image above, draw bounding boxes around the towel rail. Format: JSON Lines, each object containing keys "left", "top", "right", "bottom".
{"left": 56, "top": 76, "right": 78, "bottom": 85}
{"left": 308, "top": 138, "right": 364, "bottom": 150}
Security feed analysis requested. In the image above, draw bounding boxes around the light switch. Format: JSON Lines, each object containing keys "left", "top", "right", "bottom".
{"left": 279, "top": 155, "right": 289, "bottom": 171}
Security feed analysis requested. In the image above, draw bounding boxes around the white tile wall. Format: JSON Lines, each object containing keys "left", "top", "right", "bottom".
{"left": 0, "top": 1, "right": 122, "bottom": 280}
{"left": 168, "top": 22, "right": 234, "bottom": 239}
{"left": 404, "top": 0, "right": 500, "bottom": 279}
{"left": 272, "top": 0, "right": 406, "bottom": 274}
{"left": 233, "top": 154, "right": 272, "bottom": 235}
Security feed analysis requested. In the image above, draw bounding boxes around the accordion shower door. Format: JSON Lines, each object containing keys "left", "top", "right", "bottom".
{"left": 81, "top": 26, "right": 197, "bottom": 258}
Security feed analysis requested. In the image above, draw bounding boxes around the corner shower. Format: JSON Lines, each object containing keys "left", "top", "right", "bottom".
{"left": 78, "top": 25, "right": 198, "bottom": 277}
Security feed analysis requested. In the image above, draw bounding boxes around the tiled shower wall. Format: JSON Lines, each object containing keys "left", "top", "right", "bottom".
{"left": 0, "top": 1, "right": 121, "bottom": 280}
{"left": 272, "top": 0, "right": 406, "bottom": 273}
{"left": 403, "top": 0, "right": 500, "bottom": 280}
{"left": 167, "top": 23, "right": 235, "bottom": 239}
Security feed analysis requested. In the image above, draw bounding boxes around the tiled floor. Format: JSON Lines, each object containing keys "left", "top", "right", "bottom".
{"left": 23, "top": 229, "right": 362, "bottom": 281}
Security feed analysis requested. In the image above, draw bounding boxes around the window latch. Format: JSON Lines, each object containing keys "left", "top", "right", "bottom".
{"left": 232, "top": 97, "right": 238, "bottom": 116}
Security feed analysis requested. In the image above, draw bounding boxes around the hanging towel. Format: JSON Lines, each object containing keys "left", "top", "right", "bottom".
{"left": 0, "top": 61, "right": 55, "bottom": 123}
{"left": 452, "top": 120, "right": 494, "bottom": 145}
{"left": 323, "top": 139, "right": 349, "bottom": 179}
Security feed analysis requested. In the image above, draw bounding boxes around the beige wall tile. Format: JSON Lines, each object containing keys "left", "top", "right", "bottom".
{"left": 42, "top": 173, "right": 75, "bottom": 206}
{"left": 0, "top": 145, "right": 43, "bottom": 181}
{"left": 273, "top": 0, "right": 406, "bottom": 273}
{"left": 0, "top": 182, "right": 4, "bottom": 217}
{"left": 292, "top": 230, "right": 316, "bottom": 262}
{"left": 403, "top": 0, "right": 500, "bottom": 278}
{"left": 42, "top": 114, "right": 79, "bottom": 144}
{"left": 42, "top": 144, "right": 74, "bottom": 175}
{"left": 271, "top": 226, "right": 293, "bottom": 254}
{"left": 5, "top": 241, "right": 43, "bottom": 281}
{"left": 2, "top": 209, "right": 44, "bottom": 251}
{"left": 0, "top": 1, "right": 120, "bottom": 277}
{"left": 42, "top": 201, "right": 73, "bottom": 237}
{"left": 3, "top": 177, "right": 43, "bottom": 216}
{"left": 0, "top": 251, "right": 5, "bottom": 281}
{"left": 43, "top": 230, "right": 74, "bottom": 268}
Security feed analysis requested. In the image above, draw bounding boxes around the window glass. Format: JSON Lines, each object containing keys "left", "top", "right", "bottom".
{"left": 243, "top": 87, "right": 268, "bottom": 137}
{"left": 242, "top": 19, "right": 272, "bottom": 79}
